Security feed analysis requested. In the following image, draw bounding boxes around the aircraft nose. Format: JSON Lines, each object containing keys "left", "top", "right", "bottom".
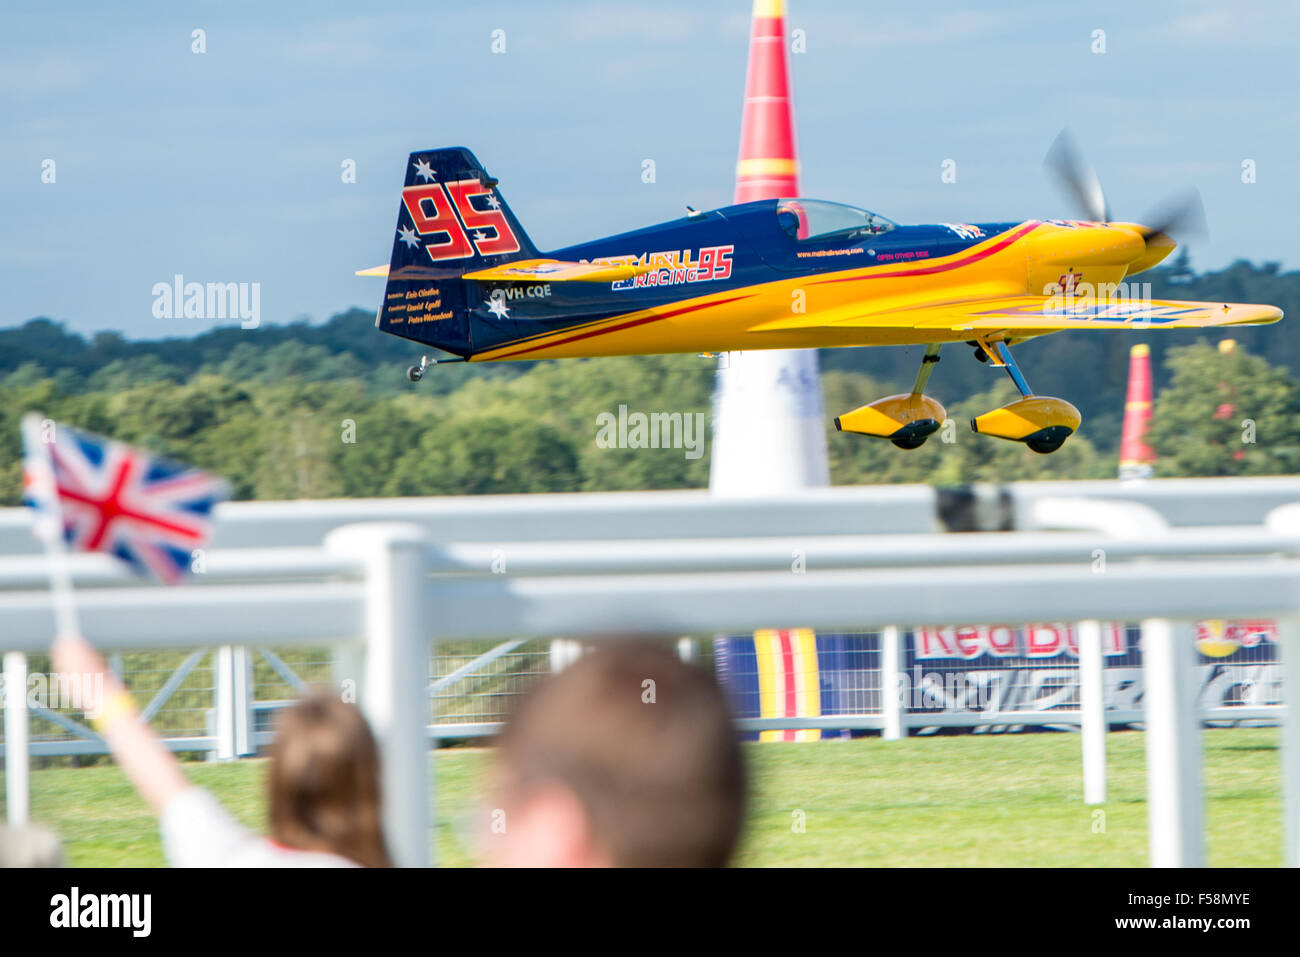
{"left": 1109, "top": 222, "right": 1176, "bottom": 275}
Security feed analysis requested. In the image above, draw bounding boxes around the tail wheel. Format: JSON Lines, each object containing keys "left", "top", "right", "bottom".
{"left": 406, "top": 365, "right": 423, "bottom": 382}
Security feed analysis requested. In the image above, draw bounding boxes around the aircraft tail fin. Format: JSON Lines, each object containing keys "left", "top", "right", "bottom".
{"left": 376, "top": 147, "right": 539, "bottom": 357}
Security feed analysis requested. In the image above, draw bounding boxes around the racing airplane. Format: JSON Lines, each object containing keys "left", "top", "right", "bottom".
{"left": 362, "top": 137, "right": 1282, "bottom": 453}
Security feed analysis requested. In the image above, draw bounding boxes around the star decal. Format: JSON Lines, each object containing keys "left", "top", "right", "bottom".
{"left": 412, "top": 158, "right": 435, "bottom": 182}
{"left": 397, "top": 225, "right": 421, "bottom": 249}
{"left": 485, "top": 194, "right": 501, "bottom": 209}
{"left": 485, "top": 295, "right": 510, "bottom": 319}
{"left": 472, "top": 230, "right": 488, "bottom": 242}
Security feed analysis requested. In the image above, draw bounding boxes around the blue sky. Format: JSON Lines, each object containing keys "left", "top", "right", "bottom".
{"left": 2, "top": 0, "right": 1297, "bottom": 337}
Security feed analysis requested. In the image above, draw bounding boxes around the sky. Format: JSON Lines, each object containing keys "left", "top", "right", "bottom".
{"left": 2, "top": 0, "right": 1297, "bottom": 338}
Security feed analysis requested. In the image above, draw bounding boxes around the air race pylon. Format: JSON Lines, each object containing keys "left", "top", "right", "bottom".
{"left": 1118, "top": 344, "right": 1155, "bottom": 480}
{"left": 710, "top": 0, "right": 829, "bottom": 495}
{"left": 710, "top": 0, "right": 832, "bottom": 744}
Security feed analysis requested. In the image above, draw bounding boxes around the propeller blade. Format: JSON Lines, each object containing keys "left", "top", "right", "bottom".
{"left": 1044, "top": 129, "right": 1111, "bottom": 223}
{"left": 1139, "top": 188, "right": 1208, "bottom": 242}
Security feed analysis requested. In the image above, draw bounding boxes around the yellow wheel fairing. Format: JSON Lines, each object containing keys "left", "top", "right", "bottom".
{"left": 971, "top": 396, "right": 1081, "bottom": 443}
{"left": 835, "top": 393, "right": 947, "bottom": 441}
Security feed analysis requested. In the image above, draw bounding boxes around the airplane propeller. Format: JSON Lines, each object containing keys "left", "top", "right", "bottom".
{"left": 1044, "top": 129, "right": 1111, "bottom": 224}
{"left": 1044, "top": 129, "right": 1207, "bottom": 243}
{"left": 1135, "top": 187, "right": 1207, "bottom": 242}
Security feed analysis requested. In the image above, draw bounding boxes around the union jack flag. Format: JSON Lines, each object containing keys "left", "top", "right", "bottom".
{"left": 21, "top": 419, "right": 229, "bottom": 584}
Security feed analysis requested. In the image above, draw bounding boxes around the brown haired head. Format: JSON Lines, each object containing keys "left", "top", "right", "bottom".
{"left": 495, "top": 639, "right": 746, "bottom": 867}
{"left": 268, "top": 689, "right": 391, "bottom": 867}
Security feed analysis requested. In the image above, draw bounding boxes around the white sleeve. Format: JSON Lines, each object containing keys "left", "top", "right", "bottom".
{"left": 160, "top": 786, "right": 262, "bottom": 868}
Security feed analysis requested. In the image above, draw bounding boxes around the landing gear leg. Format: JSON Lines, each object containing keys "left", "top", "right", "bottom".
{"left": 969, "top": 338, "right": 1080, "bottom": 454}
{"left": 911, "top": 342, "right": 942, "bottom": 394}
{"left": 834, "top": 343, "right": 946, "bottom": 448}
{"left": 888, "top": 344, "right": 943, "bottom": 449}
{"left": 989, "top": 340, "right": 1032, "bottom": 398}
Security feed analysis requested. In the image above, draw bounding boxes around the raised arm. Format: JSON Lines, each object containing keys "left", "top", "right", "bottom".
{"left": 51, "top": 634, "right": 193, "bottom": 815}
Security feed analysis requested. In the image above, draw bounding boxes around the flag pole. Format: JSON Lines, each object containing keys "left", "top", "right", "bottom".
{"left": 20, "top": 414, "right": 82, "bottom": 639}
{"left": 6, "top": 416, "right": 82, "bottom": 826}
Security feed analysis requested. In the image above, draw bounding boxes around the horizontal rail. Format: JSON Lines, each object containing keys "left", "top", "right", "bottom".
{"left": 0, "top": 737, "right": 219, "bottom": 758}
{"left": 0, "top": 549, "right": 359, "bottom": 590}
{"left": 0, "top": 485, "right": 940, "bottom": 555}
{"left": 0, "top": 583, "right": 366, "bottom": 651}
{"left": 419, "top": 527, "right": 1300, "bottom": 577}
{"left": 422, "top": 560, "right": 1300, "bottom": 639}
{"left": 3, "top": 559, "right": 1297, "bottom": 652}
{"left": 1008, "top": 476, "right": 1300, "bottom": 528}
{"left": 4, "top": 526, "right": 1299, "bottom": 591}
{"left": 11, "top": 704, "right": 1281, "bottom": 756}
{"left": 424, "top": 706, "right": 1283, "bottom": 740}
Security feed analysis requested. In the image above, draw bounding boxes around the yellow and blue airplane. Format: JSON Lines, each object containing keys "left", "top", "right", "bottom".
{"left": 363, "top": 139, "right": 1281, "bottom": 454}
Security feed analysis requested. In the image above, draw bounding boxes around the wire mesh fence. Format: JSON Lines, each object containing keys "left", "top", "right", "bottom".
{"left": 0, "top": 623, "right": 1285, "bottom": 770}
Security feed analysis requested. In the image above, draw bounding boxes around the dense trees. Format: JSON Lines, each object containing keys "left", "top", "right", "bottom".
{"left": 1147, "top": 342, "right": 1300, "bottom": 476}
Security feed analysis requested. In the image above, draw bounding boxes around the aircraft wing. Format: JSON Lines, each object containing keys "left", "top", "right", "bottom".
{"left": 751, "top": 295, "right": 1282, "bottom": 333}
{"left": 356, "top": 259, "right": 655, "bottom": 282}
{"left": 462, "top": 259, "right": 657, "bottom": 282}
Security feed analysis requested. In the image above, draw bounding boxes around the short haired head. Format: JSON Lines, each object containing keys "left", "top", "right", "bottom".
{"left": 0, "top": 824, "right": 63, "bottom": 868}
{"left": 491, "top": 640, "right": 746, "bottom": 867}
{"left": 269, "top": 689, "right": 391, "bottom": 867}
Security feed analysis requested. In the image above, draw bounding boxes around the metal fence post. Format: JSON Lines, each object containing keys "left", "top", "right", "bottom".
{"left": 215, "top": 647, "right": 235, "bottom": 761}
{"left": 326, "top": 523, "right": 431, "bottom": 868}
{"left": 1266, "top": 505, "right": 1300, "bottom": 867}
{"left": 1077, "top": 620, "right": 1107, "bottom": 804}
{"left": 1142, "top": 618, "right": 1205, "bottom": 867}
{"left": 233, "top": 646, "right": 252, "bottom": 757}
{"left": 1279, "top": 615, "right": 1300, "bottom": 867}
{"left": 3, "top": 651, "right": 29, "bottom": 826}
{"left": 881, "top": 626, "right": 904, "bottom": 740}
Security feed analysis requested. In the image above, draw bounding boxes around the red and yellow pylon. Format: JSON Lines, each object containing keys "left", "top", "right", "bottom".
{"left": 734, "top": 0, "right": 801, "bottom": 203}
{"left": 722, "top": 1, "right": 830, "bottom": 741}
{"left": 1118, "top": 343, "right": 1155, "bottom": 480}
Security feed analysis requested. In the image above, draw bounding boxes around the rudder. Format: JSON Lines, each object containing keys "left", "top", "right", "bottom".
{"left": 377, "top": 147, "right": 538, "bottom": 357}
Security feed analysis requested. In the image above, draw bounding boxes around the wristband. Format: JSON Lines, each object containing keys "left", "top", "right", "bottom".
{"left": 91, "top": 690, "right": 139, "bottom": 734}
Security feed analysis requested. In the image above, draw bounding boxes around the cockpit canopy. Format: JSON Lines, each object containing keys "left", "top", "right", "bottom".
{"left": 776, "top": 199, "right": 896, "bottom": 242}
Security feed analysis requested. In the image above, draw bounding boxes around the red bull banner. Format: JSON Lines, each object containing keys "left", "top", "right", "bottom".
{"left": 714, "top": 620, "right": 1281, "bottom": 736}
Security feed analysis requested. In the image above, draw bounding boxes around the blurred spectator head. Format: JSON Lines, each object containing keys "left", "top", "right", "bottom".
{"left": 269, "top": 689, "right": 391, "bottom": 867}
{"left": 0, "top": 823, "right": 63, "bottom": 868}
{"left": 490, "top": 639, "right": 746, "bottom": 867}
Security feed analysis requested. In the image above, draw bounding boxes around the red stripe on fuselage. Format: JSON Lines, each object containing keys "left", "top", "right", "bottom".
{"left": 485, "top": 294, "right": 755, "bottom": 359}
{"left": 812, "top": 221, "right": 1041, "bottom": 286}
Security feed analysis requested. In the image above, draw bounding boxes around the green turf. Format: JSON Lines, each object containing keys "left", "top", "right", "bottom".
{"left": 16, "top": 727, "right": 1283, "bottom": 866}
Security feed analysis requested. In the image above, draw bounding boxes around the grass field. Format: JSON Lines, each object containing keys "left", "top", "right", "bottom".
{"left": 13, "top": 726, "right": 1284, "bottom": 866}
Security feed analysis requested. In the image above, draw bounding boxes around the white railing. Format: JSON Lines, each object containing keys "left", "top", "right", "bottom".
{"left": 0, "top": 487, "right": 1298, "bottom": 867}
{"left": 0, "top": 486, "right": 942, "bottom": 556}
